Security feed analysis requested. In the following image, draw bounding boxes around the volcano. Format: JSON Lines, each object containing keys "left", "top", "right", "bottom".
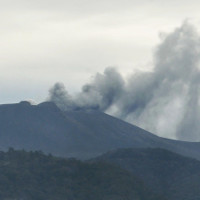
{"left": 0, "top": 101, "right": 200, "bottom": 160}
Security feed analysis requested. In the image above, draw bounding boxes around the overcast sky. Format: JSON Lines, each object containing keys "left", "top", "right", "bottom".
{"left": 1, "top": 0, "right": 200, "bottom": 104}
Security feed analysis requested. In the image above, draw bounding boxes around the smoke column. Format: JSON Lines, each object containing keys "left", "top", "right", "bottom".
{"left": 48, "top": 22, "right": 200, "bottom": 141}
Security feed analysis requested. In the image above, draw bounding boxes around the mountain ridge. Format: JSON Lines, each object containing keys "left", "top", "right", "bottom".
{"left": 0, "top": 101, "right": 200, "bottom": 160}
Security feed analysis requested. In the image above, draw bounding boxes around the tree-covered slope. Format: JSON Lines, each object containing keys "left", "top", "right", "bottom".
{"left": 0, "top": 149, "right": 165, "bottom": 200}
{"left": 95, "top": 148, "right": 200, "bottom": 200}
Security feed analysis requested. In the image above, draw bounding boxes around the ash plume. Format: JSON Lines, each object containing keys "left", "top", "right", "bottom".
{"left": 48, "top": 22, "right": 200, "bottom": 141}
{"left": 49, "top": 67, "right": 125, "bottom": 111}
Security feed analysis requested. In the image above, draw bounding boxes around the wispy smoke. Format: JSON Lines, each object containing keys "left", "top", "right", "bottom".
{"left": 48, "top": 22, "right": 200, "bottom": 141}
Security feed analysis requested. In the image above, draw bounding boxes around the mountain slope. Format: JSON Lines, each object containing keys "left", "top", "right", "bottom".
{"left": 0, "top": 149, "right": 165, "bottom": 200}
{"left": 65, "top": 109, "right": 200, "bottom": 160}
{"left": 95, "top": 148, "right": 200, "bottom": 200}
{"left": 1, "top": 101, "right": 200, "bottom": 160}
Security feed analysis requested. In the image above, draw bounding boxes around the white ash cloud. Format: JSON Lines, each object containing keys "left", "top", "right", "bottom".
{"left": 48, "top": 22, "right": 200, "bottom": 141}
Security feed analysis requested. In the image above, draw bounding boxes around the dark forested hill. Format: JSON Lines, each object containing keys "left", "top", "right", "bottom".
{"left": 0, "top": 149, "right": 165, "bottom": 200}
{"left": 1, "top": 101, "right": 200, "bottom": 160}
{"left": 95, "top": 148, "right": 200, "bottom": 200}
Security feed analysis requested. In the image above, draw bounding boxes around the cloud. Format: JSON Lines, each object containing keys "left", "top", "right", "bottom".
{"left": 49, "top": 67, "right": 125, "bottom": 111}
{"left": 117, "top": 22, "right": 200, "bottom": 141}
{"left": 48, "top": 22, "right": 200, "bottom": 141}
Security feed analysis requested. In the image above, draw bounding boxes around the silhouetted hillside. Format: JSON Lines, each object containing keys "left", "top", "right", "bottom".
{"left": 0, "top": 149, "right": 165, "bottom": 200}
{"left": 95, "top": 148, "right": 200, "bottom": 200}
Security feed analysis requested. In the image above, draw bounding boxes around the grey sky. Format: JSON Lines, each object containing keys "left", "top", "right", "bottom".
{"left": 1, "top": 0, "right": 200, "bottom": 103}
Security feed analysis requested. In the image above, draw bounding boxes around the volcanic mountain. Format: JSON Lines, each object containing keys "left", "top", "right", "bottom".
{"left": 0, "top": 101, "right": 200, "bottom": 159}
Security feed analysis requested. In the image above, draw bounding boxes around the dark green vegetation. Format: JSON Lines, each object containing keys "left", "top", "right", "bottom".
{"left": 2, "top": 147, "right": 200, "bottom": 200}
{"left": 0, "top": 148, "right": 164, "bottom": 200}
{"left": 1, "top": 101, "right": 200, "bottom": 160}
{"left": 96, "top": 148, "right": 200, "bottom": 200}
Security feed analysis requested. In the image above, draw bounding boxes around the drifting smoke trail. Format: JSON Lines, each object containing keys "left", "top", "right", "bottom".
{"left": 48, "top": 22, "right": 200, "bottom": 141}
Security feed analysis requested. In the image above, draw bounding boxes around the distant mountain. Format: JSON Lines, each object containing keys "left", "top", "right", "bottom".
{"left": 1, "top": 101, "right": 200, "bottom": 159}
{"left": 0, "top": 149, "right": 165, "bottom": 200}
{"left": 95, "top": 148, "right": 200, "bottom": 200}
